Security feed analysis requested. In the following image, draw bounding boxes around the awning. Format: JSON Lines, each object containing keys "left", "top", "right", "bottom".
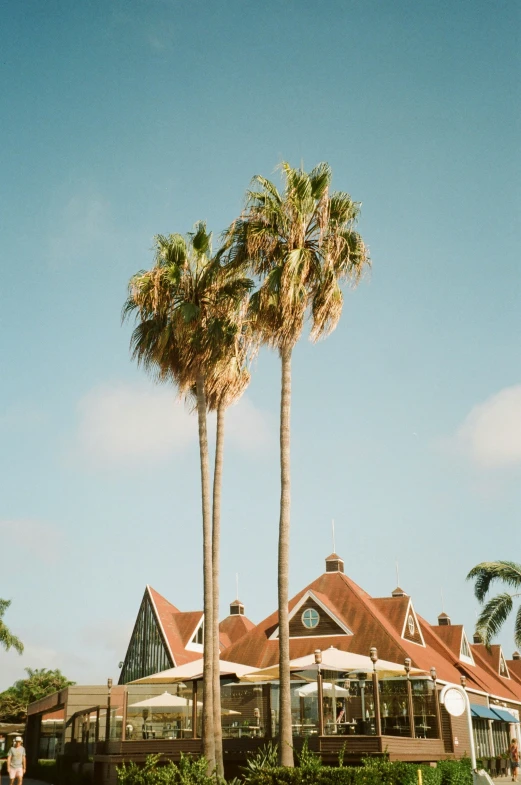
{"left": 491, "top": 708, "right": 520, "bottom": 723}
{"left": 471, "top": 704, "right": 500, "bottom": 720}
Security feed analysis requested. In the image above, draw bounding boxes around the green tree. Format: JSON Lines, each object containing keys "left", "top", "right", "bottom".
{"left": 124, "top": 223, "right": 251, "bottom": 773}
{"left": 467, "top": 561, "right": 521, "bottom": 646}
{"left": 227, "top": 162, "right": 369, "bottom": 765}
{"left": 0, "top": 667, "right": 74, "bottom": 722}
{"left": 0, "top": 599, "right": 23, "bottom": 655}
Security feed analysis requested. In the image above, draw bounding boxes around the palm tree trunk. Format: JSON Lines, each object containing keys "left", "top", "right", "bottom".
{"left": 278, "top": 346, "right": 294, "bottom": 767}
{"left": 212, "top": 403, "right": 225, "bottom": 777}
{"left": 195, "top": 372, "right": 215, "bottom": 771}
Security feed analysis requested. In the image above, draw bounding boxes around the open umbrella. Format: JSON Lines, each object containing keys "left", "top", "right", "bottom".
{"left": 127, "top": 691, "right": 240, "bottom": 716}
{"left": 241, "top": 648, "right": 427, "bottom": 682}
{"left": 128, "top": 692, "right": 199, "bottom": 709}
{"left": 297, "top": 681, "right": 350, "bottom": 697}
{"left": 131, "top": 660, "right": 258, "bottom": 684}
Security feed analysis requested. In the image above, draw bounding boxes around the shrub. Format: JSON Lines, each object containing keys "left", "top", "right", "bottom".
{"left": 117, "top": 753, "right": 219, "bottom": 785}
{"left": 241, "top": 756, "right": 471, "bottom": 785}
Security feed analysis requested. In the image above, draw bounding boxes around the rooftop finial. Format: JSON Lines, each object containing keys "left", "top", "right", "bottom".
{"left": 441, "top": 587, "right": 445, "bottom": 613}
{"left": 236, "top": 573, "right": 239, "bottom": 601}
{"left": 332, "top": 518, "right": 336, "bottom": 554}
{"left": 395, "top": 560, "right": 400, "bottom": 587}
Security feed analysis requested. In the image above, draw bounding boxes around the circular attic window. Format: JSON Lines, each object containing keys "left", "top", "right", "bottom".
{"left": 302, "top": 608, "right": 320, "bottom": 629}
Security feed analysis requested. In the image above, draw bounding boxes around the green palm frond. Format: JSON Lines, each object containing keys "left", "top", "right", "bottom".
{"left": 0, "top": 599, "right": 24, "bottom": 654}
{"left": 467, "top": 561, "right": 521, "bottom": 602}
{"left": 475, "top": 593, "right": 514, "bottom": 646}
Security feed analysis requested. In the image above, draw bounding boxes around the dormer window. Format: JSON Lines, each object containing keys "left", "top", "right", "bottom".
{"left": 302, "top": 608, "right": 320, "bottom": 629}
{"left": 192, "top": 624, "right": 204, "bottom": 645}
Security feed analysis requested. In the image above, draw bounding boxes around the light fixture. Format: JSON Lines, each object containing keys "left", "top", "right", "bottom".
{"left": 430, "top": 667, "right": 437, "bottom": 682}
{"left": 314, "top": 649, "right": 322, "bottom": 665}
{"left": 460, "top": 675, "right": 466, "bottom": 687}
{"left": 404, "top": 657, "right": 411, "bottom": 676}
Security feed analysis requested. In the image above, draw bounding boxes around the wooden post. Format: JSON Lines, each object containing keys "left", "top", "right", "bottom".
{"left": 122, "top": 688, "right": 128, "bottom": 741}
{"left": 106, "top": 679, "right": 112, "bottom": 742}
{"left": 433, "top": 683, "right": 442, "bottom": 739}
{"left": 265, "top": 684, "right": 272, "bottom": 739}
{"left": 192, "top": 681, "right": 198, "bottom": 739}
{"left": 95, "top": 707, "right": 100, "bottom": 743}
{"left": 372, "top": 671, "right": 382, "bottom": 736}
{"left": 407, "top": 678, "right": 416, "bottom": 739}
{"left": 317, "top": 670, "right": 324, "bottom": 736}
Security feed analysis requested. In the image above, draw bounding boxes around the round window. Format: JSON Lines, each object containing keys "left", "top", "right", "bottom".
{"left": 302, "top": 608, "right": 320, "bottom": 629}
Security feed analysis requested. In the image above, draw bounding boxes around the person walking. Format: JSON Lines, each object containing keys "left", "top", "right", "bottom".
{"left": 510, "top": 737, "right": 519, "bottom": 782}
{"left": 7, "top": 736, "right": 26, "bottom": 785}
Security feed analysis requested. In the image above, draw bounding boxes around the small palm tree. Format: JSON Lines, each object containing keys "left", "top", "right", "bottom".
{"left": 124, "top": 223, "right": 251, "bottom": 772}
{"left": 467, "top": 561, "right": 521, "bottom": 646}
{"left": 0, "top": 599, "right": 24, "bottom": 654}
{"left": 227, "top": 162, "right": 369, "bottom": 765}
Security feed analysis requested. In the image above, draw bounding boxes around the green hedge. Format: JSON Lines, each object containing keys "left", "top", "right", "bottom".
{"left": 116, "top": 754, "right": 472, "bottom": 785}
{"left": 243, "top": 759, "right": 472, "bottom": 785}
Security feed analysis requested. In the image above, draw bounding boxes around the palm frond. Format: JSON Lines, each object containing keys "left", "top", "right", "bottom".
{"left": 475, "top": 592, "right": 514, "bottom": 646}
{"left": 467, "top": 561, "right": 521, "bottom": 602}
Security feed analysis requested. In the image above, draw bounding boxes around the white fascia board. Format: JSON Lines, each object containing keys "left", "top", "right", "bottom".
{"left": 268, "top": 590, "right": 352, "bottom": 641}
{"left": 146, "top": 585, "right": 177, "bottom": 667}
{"left": 400, "top": 598, "right": 426, "bottom": 647}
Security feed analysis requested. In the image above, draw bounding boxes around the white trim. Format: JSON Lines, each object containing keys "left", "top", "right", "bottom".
{"left": 499, "top": 649, "right": 511, "bottom": 679}
{"left": 185, "top": 615, "right": 204, "bottom": 653}
{"left": 460, "top": 630, "right": 475, "bottom": 665}
{"left": 400, "top": 599, "right": 426, "bottom": 648}
{"left": 146, "top": 585, "right": 177, "bottom": 667}
{"left": 268, "top": 590, "right": 353, "bottom": 641}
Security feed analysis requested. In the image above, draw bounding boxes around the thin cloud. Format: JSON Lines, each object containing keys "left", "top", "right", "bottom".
{"left": 74, "top": 382, "right": 195, "bottom": 467}
{"left": 454, "top": 384, "right": 521, "bottom": 469}
{"left": 73, "top": 382, "right": 274, "bottom": 468}
{"left": 0, "top": 520, "right": 62, "bottom": 562}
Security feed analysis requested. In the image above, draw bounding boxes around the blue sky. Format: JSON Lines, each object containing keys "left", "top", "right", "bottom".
{"left": 0, "top": 0, "right": 520, "bottom": 690}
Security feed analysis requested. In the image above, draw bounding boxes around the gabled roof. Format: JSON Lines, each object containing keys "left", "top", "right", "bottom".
{"left": 219, "top": 613, "right": 255, "bottom": 650}
{"left": 146, "top": 586, "right": 204, "bottom": 667}
{"left": 219, "top": 566, "right": 521, "bottom": 707}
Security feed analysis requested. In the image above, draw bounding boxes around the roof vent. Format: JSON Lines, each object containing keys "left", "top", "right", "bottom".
{"left": 391, "top": 586, "right": 408, "bottom": 598}
{"left": 473, "top": 632, "right": 483, "bottom": 644}
{"left": 230, "top": 599, "right": 245, "bottom": 616}
{"left": 438, "top": 612, "right": 451, "bottom": 626}
{"left": 325, "top": 553, "right": 344, "bottom": 573}
{"left": 513, "top": 651, "right": 521, "bottom": 661}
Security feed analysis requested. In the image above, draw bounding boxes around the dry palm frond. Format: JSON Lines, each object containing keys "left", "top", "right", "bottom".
{"left": 225, "top": 161, "right": 370, "bottom": 354}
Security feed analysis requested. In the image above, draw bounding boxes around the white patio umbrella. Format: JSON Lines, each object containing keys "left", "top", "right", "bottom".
{"left": 241, "top": 647, "right": 427, "bottom": 682}
{"left": 297, "top": 681, "right": 350, "bottom": 697}
{"left": 127, "top": 691, "right": 240, "bottom": 716}
{"left": 128, "top": 692, "right": 200, "bottom": 709}
{"left": 131, "top": 659, "right": 258, "bottom": 684}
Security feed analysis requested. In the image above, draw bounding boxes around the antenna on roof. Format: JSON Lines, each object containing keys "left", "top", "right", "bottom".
{"left": 236, "top": 573, "right": 239, "bottom": 601}
{"left": 441, "top": 588, "right": 445, "bottom": 613}
{"left": 395, "top": 560, "right": 400, "bottom": 587}
{"left": 332, "top": 519, "right": 336, "bottom": 553}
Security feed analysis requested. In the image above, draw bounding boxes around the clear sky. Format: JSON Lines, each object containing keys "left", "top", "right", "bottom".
{"left": 0, "top": 0, "right": 520, "bottom": 690}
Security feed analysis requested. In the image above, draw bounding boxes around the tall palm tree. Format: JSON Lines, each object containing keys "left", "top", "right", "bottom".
{"left": 123, "top": 223, "right": 251, "bottom": 772}
{"left": 227, "top": 162, "right": 369, "bottom": 765}
{"left": 203, "top": 347, "right": 252, "bottom": 776}
{"left": 467, "top": 561, "right": 521, "bottom": 646}
{"left": 0, "top": 599, "right": 23, "bottom": 654}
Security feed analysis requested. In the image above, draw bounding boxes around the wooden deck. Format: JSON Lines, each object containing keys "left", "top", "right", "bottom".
{"left": 93, "top": 733, "right": 450, "bottom": 784}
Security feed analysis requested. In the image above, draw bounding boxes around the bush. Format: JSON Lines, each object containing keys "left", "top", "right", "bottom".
{"left": 240, "top": 755, "right": 472, "bottom": 785}
{"left": 117, "top": 753, "right": 219, "bottom": 785}
{"left": 30, "top": 760, "right": 58, "bottom": 783}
